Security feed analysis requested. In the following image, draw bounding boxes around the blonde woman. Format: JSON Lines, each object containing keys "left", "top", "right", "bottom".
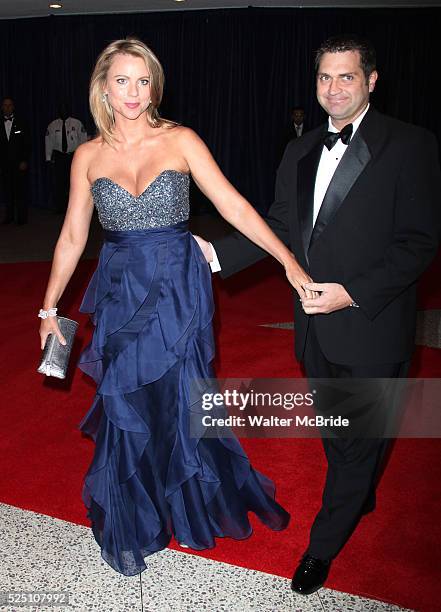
{"left": 39, "top": 38, "right": 313, "bottom": 576}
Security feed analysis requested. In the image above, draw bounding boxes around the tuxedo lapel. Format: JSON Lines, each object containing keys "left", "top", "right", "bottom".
{"left": 309, "top": 129, "right": 371, "bottom": 250}
{"left": 1, "top": 118, "right": 16, "bottom": 145}
{"left": 297, "top": 133, "right": 325, "bottom": 262}
{"left": 9, "top": 119, "right": 17, "bottom": 143}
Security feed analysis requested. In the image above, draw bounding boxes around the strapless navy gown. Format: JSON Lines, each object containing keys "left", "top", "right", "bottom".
{"left": 78, "top": 170, "right": 290, "bottom": 576}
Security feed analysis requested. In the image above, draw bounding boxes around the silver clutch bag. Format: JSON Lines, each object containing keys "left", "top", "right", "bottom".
{"left": 37, "top": 316, "right": 79, "bottom": 379}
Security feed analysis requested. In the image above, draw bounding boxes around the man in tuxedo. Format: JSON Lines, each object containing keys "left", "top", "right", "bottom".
{"left": 278, "top": 106, "right": 308, "bottom": 161}
{"left": 195, "top": 35, "right": 440, "bottom": 594}
{"left": 0, "top": 97, "right": 30, "bottom": 224}
{"left": 291, "top": 107, "right": 307, "bottom": 139}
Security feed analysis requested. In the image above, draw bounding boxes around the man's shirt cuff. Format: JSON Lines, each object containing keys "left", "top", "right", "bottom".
{"left": 209, "top": 243, "right": 221, "bottom": 273}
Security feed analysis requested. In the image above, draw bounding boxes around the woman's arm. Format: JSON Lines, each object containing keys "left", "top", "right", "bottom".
{"left": 39, "top": 144, "right": 94, "bottom": 348}
{"left": 178, "top": 128, "right": 315, "bottom": 298}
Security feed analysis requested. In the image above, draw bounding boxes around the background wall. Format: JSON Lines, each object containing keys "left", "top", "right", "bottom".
{"left": 1, "top": 7, "right": 439, "bottom": 211}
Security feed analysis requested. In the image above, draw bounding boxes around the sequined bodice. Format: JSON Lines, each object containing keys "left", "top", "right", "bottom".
{"left": 91, "top": 170, "right": 190, "bottom": 231}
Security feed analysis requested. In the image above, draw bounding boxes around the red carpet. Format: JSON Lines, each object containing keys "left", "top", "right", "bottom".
{"left": 1, "top": 255, "right": 441, "bottom": 611}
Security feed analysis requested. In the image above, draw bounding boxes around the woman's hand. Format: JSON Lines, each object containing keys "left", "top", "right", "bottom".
{"left": 283, "top": 254, "right": 318, "bottom": 301}
{"left": 39, "top": 317, "right": 66, "bottom": 350}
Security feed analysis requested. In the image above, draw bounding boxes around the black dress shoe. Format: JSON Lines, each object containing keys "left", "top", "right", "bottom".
{"left": 291, "top": 555, "right": 331, "bottom": 595}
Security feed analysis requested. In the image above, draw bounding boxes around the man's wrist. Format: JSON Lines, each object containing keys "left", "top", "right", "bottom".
{"left": 342, "top": 285, "right": 359, "bottom": 308}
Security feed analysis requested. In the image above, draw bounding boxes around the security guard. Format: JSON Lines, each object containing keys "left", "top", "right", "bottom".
{"left": 45, "top": 103, "right": 87, "bottom": 212}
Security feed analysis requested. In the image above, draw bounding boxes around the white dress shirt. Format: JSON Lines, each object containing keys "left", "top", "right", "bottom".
{"left": 294, "top": 123, "right": 303, "bottom": 138}
{"left": 4, "top": 116, "right": 13, "bottom": 140}
{"left": 208, "top": 104, "right": 370, "bottom": 272}
{"left": 45, "top": 116, "right": 88, "bottom": 161}
{"left": 313, "top": 104, "right": 369, "bottom": 225}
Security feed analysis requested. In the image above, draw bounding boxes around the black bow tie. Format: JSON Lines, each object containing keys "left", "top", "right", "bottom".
{"left": 323, "top": 123, "right": 353, "bottom": 150}
{"left": 4, "top": 116, "right": 13, "bottom": 122}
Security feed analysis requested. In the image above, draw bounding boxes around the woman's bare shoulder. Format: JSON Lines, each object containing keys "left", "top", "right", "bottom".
{"left": 166, "top": 124, "right": 202, "bottom": 147}
{"left": 76, "top": 135, "right": 103, "bottom": 155}
{"left": 73, "top": 136, "right": 105, "bottom": 172}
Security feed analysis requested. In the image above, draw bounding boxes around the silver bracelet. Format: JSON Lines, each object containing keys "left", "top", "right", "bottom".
{"left": 38, "top": 307, "right": 58, "bottom": 319}
{"left": 349, "top": 302, "right": 359, "bottom": 308}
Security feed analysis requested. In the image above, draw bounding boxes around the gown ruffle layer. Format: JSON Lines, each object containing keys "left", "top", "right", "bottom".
{"left": 78, "top": 222, "right": 290, "bottom": 576}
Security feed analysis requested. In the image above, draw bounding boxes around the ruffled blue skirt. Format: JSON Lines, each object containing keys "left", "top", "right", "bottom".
{"left": 78, "top": 222, "right": 290, "bottom": 576}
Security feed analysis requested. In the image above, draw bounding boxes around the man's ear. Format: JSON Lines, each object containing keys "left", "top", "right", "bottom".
{"left": 368, "top": 70, "right": 378, "bottom": 93}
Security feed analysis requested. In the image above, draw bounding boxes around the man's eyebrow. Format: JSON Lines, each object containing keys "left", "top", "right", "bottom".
{"left": 317, "top": 72, "right": 356, "bottom": 77}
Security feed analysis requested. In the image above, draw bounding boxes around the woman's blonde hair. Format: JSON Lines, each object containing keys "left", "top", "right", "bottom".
{"left": 89, "top": 37, "right": 173, "bottom": 144}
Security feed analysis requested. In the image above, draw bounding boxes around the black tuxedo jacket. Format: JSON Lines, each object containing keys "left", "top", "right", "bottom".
{"left": 0, "top": 117, "right": 30, "bottom": 167}
{"left": 214, "top": 108, "right": 440, "bottom": 365}
{"left": 290, "top": 122, "right": 308, "bottom": 139}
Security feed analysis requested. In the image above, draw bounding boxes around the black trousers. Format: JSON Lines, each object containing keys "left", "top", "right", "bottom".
{"left": 303, "top": 318, "right": 410, "bottom": 560}
{"left": 1, "top": 163, "right": 28, "bottom": 224}
{"left": 52, "top": 151, "right": 73, "bottom": 212}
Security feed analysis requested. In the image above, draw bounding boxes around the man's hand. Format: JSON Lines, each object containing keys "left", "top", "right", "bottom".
{"left": 193, "top": 234, "right": 213, "bottom": 263}
{"left": 301, "top": 283, "right": 354, "bottom": 314}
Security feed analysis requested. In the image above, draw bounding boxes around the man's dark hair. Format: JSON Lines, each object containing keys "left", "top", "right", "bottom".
{"left": 315, "top": 34, "right": 376, "bottom": 81}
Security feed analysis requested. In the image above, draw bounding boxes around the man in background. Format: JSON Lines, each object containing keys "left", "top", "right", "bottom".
{"left": 278, "top": 106, "right": 308, "bottom": 161}
{"left": 290, "top": 106, "right": 307, "bottom": 138}
{"left": 0, "top": 97, "right": 30, "bottom": 225}
{"left": 45, "top": 103, "right": 87, "bottom": 213}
